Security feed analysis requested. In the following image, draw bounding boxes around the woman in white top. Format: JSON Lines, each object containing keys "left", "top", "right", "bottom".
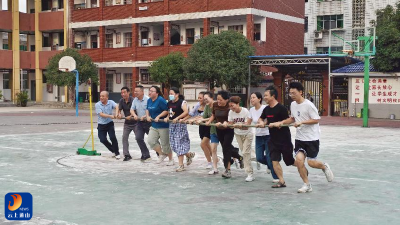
{"left": 247, "top": 92, "right": 279, "bottom": 182}
{"left": 225, "top": 96, "right": 254, "bottom": 182}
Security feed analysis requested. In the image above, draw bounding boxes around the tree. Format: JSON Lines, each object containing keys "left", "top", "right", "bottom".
{"left": 45, "top": 48, "right": 98, "bottom": 103}
{"left": 184, "top": 30, "right": 261, "bottom": 89}
{"left": 373, "top": 2, "right": 400, "bottom": 72}
{"left": 148, "top": 52, "right": 185, "bottom": 90}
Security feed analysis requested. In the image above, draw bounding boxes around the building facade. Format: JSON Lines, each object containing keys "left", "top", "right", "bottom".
{"left": 0, "top": 0, "right": 67, "bottom": 102}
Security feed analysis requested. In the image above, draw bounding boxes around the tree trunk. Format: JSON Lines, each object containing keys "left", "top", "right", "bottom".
{"left": 68, "top": 86, "right": 76, "bottom": 107}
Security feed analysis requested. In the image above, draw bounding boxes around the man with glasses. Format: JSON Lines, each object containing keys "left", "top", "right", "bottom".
{"left": 272, "top": 82, "right": 334, "bottom": 193}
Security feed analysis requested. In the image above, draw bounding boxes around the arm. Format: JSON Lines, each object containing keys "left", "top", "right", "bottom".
{"left": 145, "top": 109, "right": 152, "bottom": 122}
{"left": 173, "top": 102, "right": 189, "bottom": 123}
{"left": 157, "top": 111, "right": 169, "bottom": 122}
{"left": 99, "top": 112, "right": 116, "bottom": 119}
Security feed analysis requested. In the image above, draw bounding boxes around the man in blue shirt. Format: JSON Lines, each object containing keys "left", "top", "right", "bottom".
{"left": 130, "top": 85, "right": 151, "bottom": 162}
{"left": 95, "top": 91, "right": 120, "bottom": 159}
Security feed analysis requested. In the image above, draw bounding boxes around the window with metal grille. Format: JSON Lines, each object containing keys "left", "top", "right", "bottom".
{"left": 317, "top": 15, "right": 343, "bottom": 30}
{"left": 124, "top": 32, "right": 132, "bottom": 47}
{"left": 124, "top": 73, "right": 133, "bottom": 91}
{"left": 228, "top": 25, "right": 244, "bottom": 34}
{"left": 3, "top": 73, "right": 10, "bottom": 89}
{"left": 105, "top": 34, "right": 113, "bottom": 48}
{"left": 106, "top": 74, "right": 114, "bottom": 92}
{"left": 254, "top": 24, "right": 261, "bottom": 41}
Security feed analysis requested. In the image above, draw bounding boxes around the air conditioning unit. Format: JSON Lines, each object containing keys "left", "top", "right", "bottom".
{"left": 314, "top": 31, "right": 323, "bottom": 39}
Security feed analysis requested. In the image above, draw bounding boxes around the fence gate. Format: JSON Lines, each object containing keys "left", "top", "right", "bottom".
{"left": 283, "top": 73, "right": 324, "bottom": 115}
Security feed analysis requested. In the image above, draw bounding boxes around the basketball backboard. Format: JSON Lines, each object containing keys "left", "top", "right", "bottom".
{"left": 328, "top": 27, "right": 376, "bottom": 57}
{"left": 59, "top": 56, "right": 76, "bottom": 72}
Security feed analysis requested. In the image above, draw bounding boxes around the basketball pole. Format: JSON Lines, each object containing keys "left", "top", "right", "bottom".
{"left": 363, "top": 56, "right": 370, "bottom": 127}
{"left": 72, "top": 70, "right": 79, "bottom": 117}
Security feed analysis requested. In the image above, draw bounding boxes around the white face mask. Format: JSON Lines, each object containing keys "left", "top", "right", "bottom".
{"left": 169, "top": 95, "right": 175, "bottom": 101}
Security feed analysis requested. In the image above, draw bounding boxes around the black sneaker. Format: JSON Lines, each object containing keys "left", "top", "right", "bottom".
{"left": 123, "top": 155, "right": 132, "bottom": 161}
{"left": 238, "top": 156, "right": 244, "bottom": 169}
{"left": 141, "top": 156, "right": 151, "bottom": 162}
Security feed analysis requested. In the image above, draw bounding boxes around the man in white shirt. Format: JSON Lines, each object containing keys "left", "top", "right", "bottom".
{"left": 272, "top": 82, "right": 334, "bottom": 193}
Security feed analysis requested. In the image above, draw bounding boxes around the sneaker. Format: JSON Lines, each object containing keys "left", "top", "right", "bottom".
{"left": 111, "top": 153, "right": 116, "bottom": 158}
{"left": 167, "top": 159, "right": 175, "bottom": 166}
{"left": 206, "top": 162, "right": 213, "bottom": 169}
{"left": 176, "top": 165, "right": 185, "bottom": 172}
{"left": 232, "top": 160, "right": 237, "bottom": 169}
{"left": 208, "top": 170, "right": 219, "bottom": 175}
{"left": 256, "top": 162, "right": 261, "bottom": 170}
{"left": 156, "top": 154, "right": 168, "bottom": 164}
{"left": 238, "top": 157, "right": 244, "bottom": 169}
{"left": 221, "top": 170, "right": 231, "bottom": 178}
{"left": 272, "top": 179, "right": 280, "bottom": 183}
{"left": 140, "top": 157, "right": 151, "bottom": 163}
{"left": 186, "top": 152, "right": 195, "bottom": 166}
{"left": 298, "top": 183, "right": 313, "bottom": 193}
{"left": 123, "top": 155, "right": 132, "bottom": 161}
{"left": 245, "top": 174, "right": 255, "bottom": 182}
{"left": 115, "top": 155, "right": 121, "bottom": 160}
{"left": 322, "top": 163, "right": 334, "bottom": 182}
{"left": 266, "top": 168, "right": 271, "bottom": 174}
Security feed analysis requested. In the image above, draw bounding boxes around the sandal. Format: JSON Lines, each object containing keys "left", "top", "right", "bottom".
{"left": 272, "top": 182, "right": 286, "bottom": 188}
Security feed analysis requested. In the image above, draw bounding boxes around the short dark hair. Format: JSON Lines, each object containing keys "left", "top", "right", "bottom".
{"left": 229, "top": 96, "right": 241, "bottom": 104}
{"left": 121, "top": 86, "right": 130, "bottom": 92}
{"left": 198, "top": 91, "right": 205, "bottom": 97}
{"left": 265, "top": 85, "right": 278, "bottom": 99}
{"left": 170, "top": 87, "right": 184, "bottom": 100}
{"left": 251, "top": 92, "right": 262, "bottom": 104}
{"left": 289, "top": 82, "right": 304, "bottom": 92}
{"left": 136, "top": 85, "right": 144, "bottom": 90}
{"left": 203, "top": 91, "right": 214, "bottom": 99}
{"left": 217, "top": 90, "right": 230, "bottom": 100}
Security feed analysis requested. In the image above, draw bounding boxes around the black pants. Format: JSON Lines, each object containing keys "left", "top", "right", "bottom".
{"left": 216, "top": 128, "right": 241, "bottom": 169}
{"left": 98, "top": 122, "right": 120, "bottom": 155}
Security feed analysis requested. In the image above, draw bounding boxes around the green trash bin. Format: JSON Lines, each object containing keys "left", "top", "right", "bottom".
{"left": 361, "top": 108, "right": 369, "bottom": 118}
{"left": 79, "top": 97, "right": 83, "bottom": 103}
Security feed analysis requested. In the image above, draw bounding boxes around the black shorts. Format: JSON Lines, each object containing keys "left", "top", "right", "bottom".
{"left": 294, "top": 140, "right": 320, "bottom": 159}
{"left": 268, "top": 141, "right": 295, "bottom": 166}
{"left": 199, "top": 125, "right": 211, "bottom": 140}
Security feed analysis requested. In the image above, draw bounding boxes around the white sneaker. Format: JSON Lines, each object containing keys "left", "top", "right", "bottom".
{"left": 111, "top": 153, "right": 116, "bottom": 158}
{"left": 322, "top": 163, "right": 334, "bottom": 182}
{"left": 272, "top": 179, "right": 279, "bottom": 183}
{"left": 156, "top": 154, "right": 168, "bottom": 164}
{"left": 298, "top": 183, "right": 312, "bottom": 193}
{"left": 167, "top": 159, "right": 175, "bottom": 166}
{"left": 208, "top": 170, "right": 219, "bottom": 175}
{"left": 245, "top": 174, "right": 255, "bottom": 182}
{"left": 206, "top": 162, "right": 213, "bottom": 169}
{"left": 266, "top": 168, "right": 271, "bottom": 174}
{"left": 256, "top": 162, "right": 261, "bottom": 170}
{"left": 115, "top": 155, "right": 121, "bottom": 160}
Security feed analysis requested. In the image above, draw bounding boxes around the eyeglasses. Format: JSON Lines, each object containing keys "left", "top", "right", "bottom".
{"left": 149, "top": 90, "right": 156, "bottom": 93}
{"left": 289, "top": 92, "right": 297, "bottom": 97}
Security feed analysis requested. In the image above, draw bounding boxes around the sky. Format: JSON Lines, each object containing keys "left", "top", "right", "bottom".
{"left": 2, "top": 1, "right": 27, "bottom": 13}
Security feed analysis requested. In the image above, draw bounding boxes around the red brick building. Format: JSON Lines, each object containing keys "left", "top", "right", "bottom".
{"left": 69, "top": 0, "right": 305, "bottom": 99}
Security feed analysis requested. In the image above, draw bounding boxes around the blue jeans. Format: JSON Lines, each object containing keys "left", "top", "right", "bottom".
{"left": 255, "top": 135, "right": 278, "bottom": 179}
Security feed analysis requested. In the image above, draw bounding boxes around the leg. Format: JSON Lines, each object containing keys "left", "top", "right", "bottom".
{"left": 263, "top": 136, "right": 278, "bottom": 179}
{"left": 242, "top": 134, "right": 254, "bottom": 175}
{"left": 134, "top": 122, "right": 150, "bottom": 159}
{"left": 295, "top": 151, "right": 309, "bottom": 184}
{"left": 255, "top": 136, "right": 268, "bottom": 165}
{"left": 147, "top": 127, "right": 163, "bottom": 155}
{"left": 159, "top": 128, "right": 173, "bottom": 161}
{"left": 211, "top": 142, "right": 219, "bottom": 170}
{"left": 307, "top": 159, "right": 325, "bottom": 169}
{"left": 273, "top": 161, "right": 285, "bottom": 183}
{"left": 97, "top": 125, "right": 113, "bottom": 153}
{"left": 122, "top": 123, "right": 133, "bottom": 157}
{"left": 200, "top": 138, "right": 212, "bottom": 163}
{"left": 107, "top": 123, "right": 120, "bottom": 155}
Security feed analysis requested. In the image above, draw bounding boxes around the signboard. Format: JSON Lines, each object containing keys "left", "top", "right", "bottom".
{"left": 351, "top": 77, "right": 400, "bottom": 104}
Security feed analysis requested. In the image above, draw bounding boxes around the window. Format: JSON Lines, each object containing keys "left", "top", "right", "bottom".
{"left": 210, "top": 27, "right": 215, "bottom": 35}
{"left": 316, "top": 46, "right": 343, "bottom": 54}
{"left": 124, "top": 0, "right": 132, "bottom": 4}
{"left": 304, "top": 47, "right": 308, "bottom": 54}
{"left": 43, "top": 34, "right": 50, "bottom": 47}
{"left": 105, "top": 0, "right": 112, "bottom": 6}
{"left": 186, "top": 29, "right": 195, "bottom": 44}
{"left": 140, "top": 69, "right": 150, "bottom": 83}
{"left": 22, "top": 73, "right": 28, "bottom": 90}
{"left": 105, "top": 34, "right": 113, "bottom": 48}
{"left": 200, "top": 28, "right": 203, "bottom": 38}
{"left": 59, "top": 32, "right": 64, "bottom": 47}
{"left": 317, "top": 15, "right": 343, "bottom": 31}
{"left": 304, "top": 17, "right": 308, "bottom": 32}
{"left": 124, "top": 73, "right": 133, "bottom": 91}
{"left": 124, "top": 32, "right": 132, "bottom": 47}
{"left": 106, "top": 74, "right": 114, "bottom": 92}
{"left": 254, "top": 24, "right": 261, "bottom": 41}
{"left": 3, "top": 73, "right": 10, "bottom": 89}
{"left": 228, "top": 25, "right": 243, "bottom": 34}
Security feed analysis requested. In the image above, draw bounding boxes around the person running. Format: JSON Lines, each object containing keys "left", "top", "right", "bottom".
{"left": 146, "top": 86, "right": 174, "bottom": 166}
{"left": 95, "top": 91, "right": 120, "bottom": 159}
{"left": 116, "top": 87, "right": 136, "bottom": 161}
{"left": 130, "top": 85, "right": 151, "bottom": 162}
{"left": 227, "top": 96, "right": 254, "bottom": 182}
{"left": 272, "top": 82, "right": 333, "bottom": 193}
{"left": 196, "top": 92, "right": 220, "bottom": 175}
{"left": 165, "top": 87, "right": 195, "bottom": 172}
{"left": 206, "top": 90, "right": 243, "bottom": 179}
{"left": 248, "top": 92, "right": 279, "bottom": 182}
{"left": 256, "top": 86, "right": 296, "bottom": 188}
{"left": 182, "top": 92, "right": 212, "bottom": 169}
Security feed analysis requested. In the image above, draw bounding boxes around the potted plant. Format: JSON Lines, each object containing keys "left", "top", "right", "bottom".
{"left": 16, "top": 90, "right": 29, "bottom": 107}
{"left": 0, "top": 90, "right": 3, "bottom": 102}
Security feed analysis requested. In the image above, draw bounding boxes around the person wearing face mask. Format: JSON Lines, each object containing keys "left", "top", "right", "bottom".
{"left": 206, "top": 90, "right": 243, "bottom": 178}
{"left": 165, "top": 87, "right": 195, "bottom": 172}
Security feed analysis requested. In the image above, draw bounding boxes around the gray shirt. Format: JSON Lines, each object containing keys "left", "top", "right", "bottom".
{"left": 131, "top": 95, "right": 149, "bottom": 118}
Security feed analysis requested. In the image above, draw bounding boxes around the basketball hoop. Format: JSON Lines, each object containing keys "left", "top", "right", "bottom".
{"left": 342, "top": 50, "right": 354, "bottom": 56}
{"left": 59, "top": 56, "right": 76, "bottom": 72}
{"left": 59, "top": 68, "right": 69, "bottom": 72}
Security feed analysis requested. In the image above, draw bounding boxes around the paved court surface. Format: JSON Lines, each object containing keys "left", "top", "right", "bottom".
{"left": 0, "top": 108, "right": 399, "bottom": 224}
